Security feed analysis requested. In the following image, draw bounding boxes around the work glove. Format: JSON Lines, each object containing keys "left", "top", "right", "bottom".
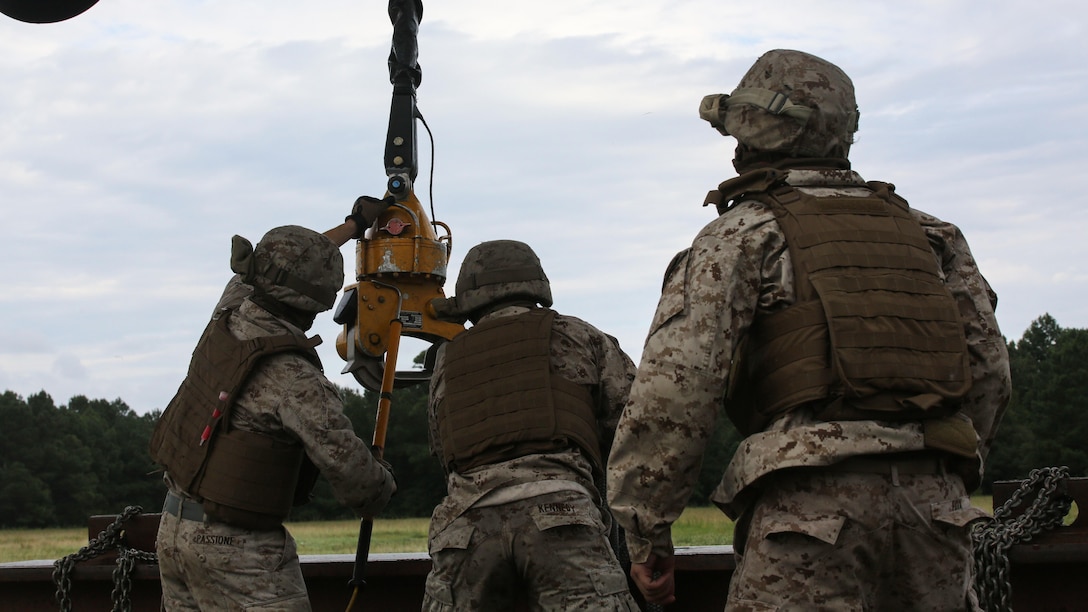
{"left": 346, "top": 195, "right": 395, "bottom": 239}
{"left": 377, "top": 457, "right": 395, "bottom": 481}
{"left": 356, "top": 450, "right": 397, "bottom": 517}
{"left": 371, "top": 447, "right": 398, "bottom": 497}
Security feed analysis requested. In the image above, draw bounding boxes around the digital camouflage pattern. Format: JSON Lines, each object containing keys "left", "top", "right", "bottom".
{"left": 230, "top": 225, "right": 345, "bottom": 313}
{"left": 432, "top": 240, "right": 553, "bottom": 324}
{"left": 606, "top": 167, "right": 1011, "bottom": 608}
{"left": 156, "top": 294, "right": 396, "bottom": 610}
{"left": 726, "top": 470, "right": 985, "bottom": 610}
{"left": 422, "top": 490, "right": 637, "bottom": 611}
{"left": 158, "top": 511, "right": 310, "bottom": 611}
{"left": 423, "top": 304, "right": 639, "bottom": 610}
{"left": 699, "top": 49, "right": 860, "bottom": 158}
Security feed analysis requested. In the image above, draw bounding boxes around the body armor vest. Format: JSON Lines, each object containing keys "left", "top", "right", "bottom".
{"left": 714, "top": 170, "right": 972, "bottom": 435}
{"left": 149, "top": 307, "right": 323, "bottom": 529}
{"left": 437, "top": 309, "right": 601, "bottom": 473}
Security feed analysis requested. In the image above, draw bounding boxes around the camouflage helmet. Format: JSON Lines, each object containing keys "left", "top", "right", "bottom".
{"left": 432, "top": 240, "right": 552, "bottom": 324}
{"left": 230, "top": 225, "right": 344, "bottom": 313}
{"left": 699, "top": 49, "right": 859, "bottom": 158}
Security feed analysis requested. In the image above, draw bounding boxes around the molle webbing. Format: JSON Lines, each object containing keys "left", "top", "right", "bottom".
{"left": 438, "top": 309, "right": 600, "bottom": 473}
{"left": 735, "top": 181, "right": 970, "bottom": 431}
{"left": 149, "top": 308, "right": 322, "bottom": 528}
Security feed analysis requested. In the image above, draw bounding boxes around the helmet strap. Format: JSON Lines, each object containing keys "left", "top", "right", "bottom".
{"left": 733, "top": 144, "right": 851, "bottom": 173}
{"left": 249, "top": 291, "right": 317, "bottom": 332}
{"left": 725, "top": 88, "right": 814, "bottom": 123}
{"left": 468, "top": 300, "right": 539, "bottom": 325}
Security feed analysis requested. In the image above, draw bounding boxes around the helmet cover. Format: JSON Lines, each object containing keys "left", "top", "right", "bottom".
{"left": 699, "top": 49, "right": 859, "bottom": 158}
{"left": 432, "top": 240, "right": 552, "bottom": 323}
{"left": 230, "top": 225, "right": 344, "bottom": 313}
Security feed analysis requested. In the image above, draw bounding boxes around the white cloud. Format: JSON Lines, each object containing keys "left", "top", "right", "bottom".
{"left": 2, "top": 0, "right": 1086, "bottom": 412}
{"left": 52, "top": 353, "right": 89, "bottom": 380}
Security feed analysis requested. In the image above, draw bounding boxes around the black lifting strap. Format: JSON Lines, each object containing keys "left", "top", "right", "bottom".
{"left": 388, "top": 0, "right": 423, "bottom": 91}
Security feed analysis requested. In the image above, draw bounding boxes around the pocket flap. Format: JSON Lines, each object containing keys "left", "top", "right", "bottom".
{"left": 762, "top": 515, "right": 846, "bottom": 546}
{"left": 647, "top": 249, "right": 690, "bottom": 336}
{"left": 931, "top": 497, "right": 990, "bottom": 528}
{"left": 592, "top": 568, "right": 630, "bottom": 597}
{"left": 429, "top": 524, "right": 474, "bottom": 554}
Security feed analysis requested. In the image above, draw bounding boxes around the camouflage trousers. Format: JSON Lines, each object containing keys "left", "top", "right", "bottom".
{"left": 422, "top": 489, "right": 639, "bottom": 611}
{"left": 156, "top": 508, "right": 310, "bottom": 611}
{"left": 726, "top": 465, "right": 988, "bottom": 612}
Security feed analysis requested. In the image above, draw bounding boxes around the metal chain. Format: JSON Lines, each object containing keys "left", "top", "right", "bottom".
{"left": 51, "top": 505, "right": 158, "bottom": 612}
{"left": 111, "top": 546, "right": 158, "bottom": 612}
{"left": 971, "top": 466, "right": 1073, "bottom": 612}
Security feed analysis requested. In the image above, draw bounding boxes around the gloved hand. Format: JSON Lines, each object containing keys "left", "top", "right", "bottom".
{"left": 346, "top": 195, "right": 395, "bottom": 238}
{"left": 371, "top": 447, "right": 397, "bottom": 496}
{"left": 355, "top": 449, "right": 397, "bottom": 517}
{"left": 377, "top": 457, "right": 395, "bottom": 479}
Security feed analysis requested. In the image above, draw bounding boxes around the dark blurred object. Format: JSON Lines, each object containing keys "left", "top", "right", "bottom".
{"left": 0, "top": 0, "right": 100, "bottom": 23}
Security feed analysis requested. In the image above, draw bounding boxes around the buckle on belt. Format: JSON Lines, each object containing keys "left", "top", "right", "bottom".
{"left": 163, "top": 492, "right": 206, "bottom": 522}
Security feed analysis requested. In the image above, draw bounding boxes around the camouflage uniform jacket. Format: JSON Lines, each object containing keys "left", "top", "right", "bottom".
{"left": 428, "top": 305, "right": 637, "bottom": 534}
{"left": 607, "top": 168, "right": 1011, "bottom": 563}
{"left": 166, "top": 297, "right": 395, "bottom": 518}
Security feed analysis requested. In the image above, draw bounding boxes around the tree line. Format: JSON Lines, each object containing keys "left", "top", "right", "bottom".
{"left": 1, "top": 313, "right": 1085, "bottom": 528}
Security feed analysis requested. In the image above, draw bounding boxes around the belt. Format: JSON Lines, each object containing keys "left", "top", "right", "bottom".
{"left": 163, "top": 491, "right": 207, "bottom": 522}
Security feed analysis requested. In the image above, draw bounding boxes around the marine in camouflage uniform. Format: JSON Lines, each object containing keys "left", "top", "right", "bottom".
{"left": 607, "top": 50, "right": 1011, "bottom": 611}
{"left": 421, "top": 240, "right": 640, "bottom": 611}
{"left": 151, "top": 221, "right": 396, "bottom": 611}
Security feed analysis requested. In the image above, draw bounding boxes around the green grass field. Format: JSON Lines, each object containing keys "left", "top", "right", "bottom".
{"left": 0, "top": 497, "right": 997, "bottom": 564}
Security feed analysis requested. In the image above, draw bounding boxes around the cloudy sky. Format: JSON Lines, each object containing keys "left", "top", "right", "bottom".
{"left": 2, "top": 0, "right": 1085, "bottom": 415}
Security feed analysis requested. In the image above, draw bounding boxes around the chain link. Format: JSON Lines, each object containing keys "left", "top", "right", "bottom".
{"left": 971, "top": 466, "right": 1073, "bottom": 612}
{"left": 51, "top": 505, "right": 159, "bottom": 612}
